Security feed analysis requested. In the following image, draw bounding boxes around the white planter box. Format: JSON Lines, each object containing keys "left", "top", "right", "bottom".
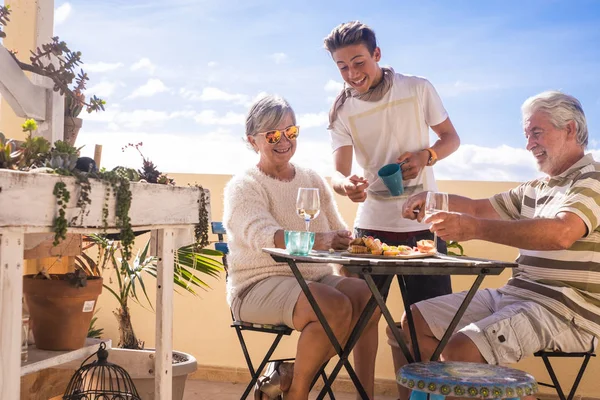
{"left": 0, "top": 169, "right": 209, "bottom": 400}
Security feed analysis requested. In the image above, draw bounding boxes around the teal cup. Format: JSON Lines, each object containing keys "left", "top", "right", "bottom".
{"left": 284, "top": 231, "right": 315, "bottom": 256}
{"left": 378, "top": 163, "right": 404, "bottom": 196}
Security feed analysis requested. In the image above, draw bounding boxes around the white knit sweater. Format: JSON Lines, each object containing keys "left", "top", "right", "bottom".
{"left": 223, "top": 164, "right": 347, "bottom": 305}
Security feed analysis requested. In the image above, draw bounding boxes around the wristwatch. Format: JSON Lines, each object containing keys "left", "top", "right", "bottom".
{"left": 425, "top": 148, "right": 438, "bottom": 166}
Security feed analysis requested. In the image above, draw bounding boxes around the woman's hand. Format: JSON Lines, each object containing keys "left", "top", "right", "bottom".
{"left": 397, "top": 150, "right": 429, "bottom": 180}
{"left": 314, "top": 230, "right": 353, "bottom": 250}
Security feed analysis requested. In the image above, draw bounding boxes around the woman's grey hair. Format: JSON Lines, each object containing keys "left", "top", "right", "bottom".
{"left": 244, "top": 95, "right": 296, "bottom": 151}
{"left": 521, "top": 90, "right": 588, "bottom": 148}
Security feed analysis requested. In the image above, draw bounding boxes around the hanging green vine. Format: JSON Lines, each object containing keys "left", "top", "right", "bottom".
{"left": 194, "top": 184, "right": 209, "bottom": 250}
{"left": 71, "top": 170, "right": 92, "bottom": 225}
{"left": 97, "top": 170, "right": 135, "bottom": 261}
{"left": 52, "top": 181, "right": 70, "bottom": 246}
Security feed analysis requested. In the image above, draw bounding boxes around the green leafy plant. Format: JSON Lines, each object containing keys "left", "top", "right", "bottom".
{"left": 19, "top": 119, "right": 51, "bottom": 169}
{"left": 447, "top": 240, "right": 465, "bottom": 256}
{"left": 75, "top": 234, "right": 223, "bottom": 349}
{"left": 88, "top": 309, "right": 105, "bottom": 339}
{"left": 0, "top": 5, "right": 10, "bottom": 39}
{"left": 0, "top": 131, "right": 22, "bottom": 169}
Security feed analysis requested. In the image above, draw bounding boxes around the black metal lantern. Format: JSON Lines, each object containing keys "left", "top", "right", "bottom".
{"left": 63, "top": 342, "right": 142, "bottom": 400}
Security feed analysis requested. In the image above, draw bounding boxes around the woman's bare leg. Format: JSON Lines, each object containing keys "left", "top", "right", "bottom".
{"left": 285, "top": 283, "right": 353, "bottom": 400}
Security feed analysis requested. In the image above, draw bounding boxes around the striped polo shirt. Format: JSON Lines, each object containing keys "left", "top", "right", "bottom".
{"left": 490, "top": 154, "right": 600, "bottom": 338}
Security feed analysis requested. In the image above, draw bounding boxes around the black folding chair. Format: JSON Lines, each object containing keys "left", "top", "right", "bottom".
{"left": 211, "top": 222, "right": 334, "bottom": 400}
{"left": 534, "top": 350, "right": 596, "bottom": 400}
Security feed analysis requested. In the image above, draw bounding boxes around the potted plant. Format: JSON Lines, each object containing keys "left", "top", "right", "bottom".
{"left": 76, "top": 234, "right": 223, "bottom": 400}
{"left": 64, "top": 92, "right": 85, "bottom": 146}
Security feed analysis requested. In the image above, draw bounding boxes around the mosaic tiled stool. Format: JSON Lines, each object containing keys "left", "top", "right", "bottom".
{"left": 398, "top": 361, "right": 538, "bottom": 399}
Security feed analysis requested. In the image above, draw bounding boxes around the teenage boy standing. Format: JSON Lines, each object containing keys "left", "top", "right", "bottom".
{"left": 324, "top": 20, "right": 461, "bottom": 399}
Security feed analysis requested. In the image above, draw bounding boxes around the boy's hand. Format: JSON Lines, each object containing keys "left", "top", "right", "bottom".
{"left": 397, "top": 150, "right": 429, "bottom": 180}
{"left": 402, "top": 191, "right": 428, "bottom": 222}
{"left": 342, "top": 175, "right": 369, "bottom": 203}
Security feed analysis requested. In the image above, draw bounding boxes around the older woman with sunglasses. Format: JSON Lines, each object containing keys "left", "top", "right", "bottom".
{"left": 223, "top": 95, "right": 380, "bottom": 400}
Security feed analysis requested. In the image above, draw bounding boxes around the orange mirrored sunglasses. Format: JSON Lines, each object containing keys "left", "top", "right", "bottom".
{"left": 256, "top": 125, "right": 300, "bottom": 144}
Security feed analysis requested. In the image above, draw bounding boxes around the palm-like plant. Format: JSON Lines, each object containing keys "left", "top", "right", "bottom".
{"left": 75, "top": 234, "right": 223, "bottom": 349}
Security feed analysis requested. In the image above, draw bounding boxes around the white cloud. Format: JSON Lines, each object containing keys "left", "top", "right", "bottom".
{"left": 84, "top": 62, "right": 124, "bottom": 73}
{"left": 180, "top": 87, "right": 248, "bottom": 104}
{"left": 130, "top": 58, "right": 156, "bottom": 74}
{"left": 435, "top": 144, "right": 538, "bottom": 182}
{"left": 127, "top": 79, "right": 168, "bottom": 99}
{"left": 76, "top": 130, "right": 257, "bottom": 175}
{"left": 82, "top": 106, "right": 195, "bottom": 129}
{"left": 207, "top": 61, "right": 218, "bottom": 67}
{"left": 86, "top": 81, "right": 118, "bottom": 98}
{"left": 297, "top": 112, "right": 328, "bottom": 129}
{"left": 76, "top": 122, "right": 599, "bottom": 183}
{"left": 269, "top": 53, "right": 288, "bottom": 64}
{"left": 324, "top": 79, "right": 344, "bottom": 92}
{"left": 54, "top": 3, "right": 72, "bottom": 26}
{"left": 194, "top": 110, "right": 245, "bottom": 126}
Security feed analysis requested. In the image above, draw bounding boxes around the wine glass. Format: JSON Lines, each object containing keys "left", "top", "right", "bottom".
{"left": 296, "top": 188, "right": 320, "bottom": 231}
{"left": 424, "top": 192, "right": 449, "bottom": 253}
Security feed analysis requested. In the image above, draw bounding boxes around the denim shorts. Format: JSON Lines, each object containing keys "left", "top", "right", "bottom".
{"left": 354, "top": 228, "right": 452, "bottom": 305}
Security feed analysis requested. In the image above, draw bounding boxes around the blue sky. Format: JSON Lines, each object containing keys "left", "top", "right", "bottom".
{"left": 43, "top": 0, "right": 600, "bottom": 181}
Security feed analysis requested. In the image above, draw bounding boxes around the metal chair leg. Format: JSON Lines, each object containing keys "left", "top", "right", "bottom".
{"left": 238, "top": 328, "right": 285, "bottom": 400}
{"left": 538, "top": 352, "right": 593, "bottom": 400}
{"left": 566, "top": 353, "right": 592, "bottom": 400}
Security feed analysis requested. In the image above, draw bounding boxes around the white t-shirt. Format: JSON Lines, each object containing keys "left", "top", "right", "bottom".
{"left": 329, "top": 73, "right": 448, "bottom": 232}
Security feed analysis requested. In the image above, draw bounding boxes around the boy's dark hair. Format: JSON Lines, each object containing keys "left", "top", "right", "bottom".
{"left": 323, "top": 21, "right": 377, "bottom": 55}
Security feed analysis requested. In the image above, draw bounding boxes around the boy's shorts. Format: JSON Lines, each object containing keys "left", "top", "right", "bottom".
{"left": 415, "top": 289, "right": 597, "bottom": 365}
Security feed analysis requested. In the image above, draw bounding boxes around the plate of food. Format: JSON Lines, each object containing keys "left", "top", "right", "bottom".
{"left": 340, "top": 237, "right": 437, "bottom": 259}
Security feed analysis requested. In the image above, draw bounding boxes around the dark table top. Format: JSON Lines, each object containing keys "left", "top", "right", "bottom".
{"left": 263, "top": 248, "right": 517, "bottom": 276}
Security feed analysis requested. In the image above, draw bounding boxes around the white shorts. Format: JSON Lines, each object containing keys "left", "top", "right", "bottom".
{"left": 230, "top": 275, "right": 345, "bottom": 330}
{"left": 416, "top": 289, "right": 597, "bottom": 365}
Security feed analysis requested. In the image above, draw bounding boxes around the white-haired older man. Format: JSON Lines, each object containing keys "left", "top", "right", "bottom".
{"left": 401, "top": 90, "right": 598, "bottom": 400}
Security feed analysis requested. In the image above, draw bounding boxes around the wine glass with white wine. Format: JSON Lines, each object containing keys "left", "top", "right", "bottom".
{"left": 424, "top": 192, "right": 449, "bottom": 254}
{"left": 296, "top": 188, "right": 320, "bottom": 231}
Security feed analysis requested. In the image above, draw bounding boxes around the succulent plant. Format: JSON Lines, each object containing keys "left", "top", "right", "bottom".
{"left": 45, "top": 152, "right": 79, "bottom": 171}
{"left": 0, "top": 132, "right": 23, "bottom": 169}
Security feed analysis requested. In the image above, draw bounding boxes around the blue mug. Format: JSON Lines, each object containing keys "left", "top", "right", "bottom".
{"left": 284, "top": 231, "right": 315, "bottom": 256}
{"left": 378, "top": 163, "right": 404, "bottom": 196}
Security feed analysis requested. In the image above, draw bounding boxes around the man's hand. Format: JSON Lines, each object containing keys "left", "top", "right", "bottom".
{"left": 425, "top": 211, "right": 480, "bottom": 242}
{"left": 314, "top": 230, "right": 353, "bottom": 250}
{"left": 402, "top": 191, "right": 428, "bottom": 222}
{"left": 342, "top": 175, "right": 369, "bottom": 203}
{"left": 397, "top": 150, "right": 429, "bottom": 180}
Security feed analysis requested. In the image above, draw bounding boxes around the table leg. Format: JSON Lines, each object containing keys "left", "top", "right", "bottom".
{"left": 0, "top": 229, "right": 25, "bottom": 400}
{"left": 363, "top": 274, "right": 414, "bottom": 364}
{"left": 397, "top": 275, "right": 421, "bottom": 362}
{"left": 430, "top": 273, "right": 486, "bottom": 361}
{"left": 155, "top": 229, "right": 175, "bottom": 400}
{"left": 285, "top": 260, "right": 368, "bottom": 400}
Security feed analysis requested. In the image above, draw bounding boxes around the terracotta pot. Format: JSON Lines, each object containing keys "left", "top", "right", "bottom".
{"left": 23, "top": 275, "right": 103, "bottom": 350}
{"left": 64, "top": 116, "right": 83, "bottom": 146}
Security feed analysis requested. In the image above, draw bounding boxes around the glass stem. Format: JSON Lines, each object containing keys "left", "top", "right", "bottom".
{"left": 433, "top": 232, "right": 438, "bottom": 255}
{"left": 305, "top": 218, "right": 310, "bottom": 232}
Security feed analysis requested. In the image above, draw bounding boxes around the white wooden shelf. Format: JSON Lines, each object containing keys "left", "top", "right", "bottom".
{"left": 0, "top": 169, "right": 210, "bottom": 400}
{"left": 21, "top": 338, "right": 112, "bottom": 376}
